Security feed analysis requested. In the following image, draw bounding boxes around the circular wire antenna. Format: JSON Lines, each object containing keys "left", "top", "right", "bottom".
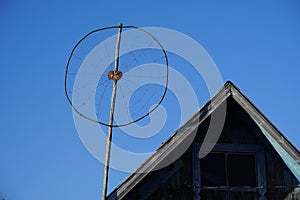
{"left": 64, "top": 25, "right": 168, "bottom": 127}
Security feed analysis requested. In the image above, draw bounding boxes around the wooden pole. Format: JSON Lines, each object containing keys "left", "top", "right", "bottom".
{"left": 101, "top": 23, "right": 123, "bottom": 200}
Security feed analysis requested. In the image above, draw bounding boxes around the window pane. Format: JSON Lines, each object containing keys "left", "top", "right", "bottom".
{"left": 227, "top": 154, "right": 257, "bottom": 186}
{"left": 201, "top": 153, "right": 226, "bottom": 186}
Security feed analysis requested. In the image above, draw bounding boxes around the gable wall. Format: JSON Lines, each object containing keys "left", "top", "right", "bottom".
{"left": 118, "top": 98, "right": 300, "bottom": 199}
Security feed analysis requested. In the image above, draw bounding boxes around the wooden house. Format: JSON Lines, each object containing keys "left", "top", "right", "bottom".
{"left": 108, "top": 81, "right": 300, "bottom": 200}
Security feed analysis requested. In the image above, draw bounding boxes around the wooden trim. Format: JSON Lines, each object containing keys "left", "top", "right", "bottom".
{"left": 192, "top": 145, "right": 201, "bottom": 200}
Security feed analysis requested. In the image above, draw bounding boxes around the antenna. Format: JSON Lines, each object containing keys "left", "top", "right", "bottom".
{"left": 102, "top": 23, "right": 122, "bottom": 199}
{"left": 64, "top": 24, "right": 168, "bottom": 199}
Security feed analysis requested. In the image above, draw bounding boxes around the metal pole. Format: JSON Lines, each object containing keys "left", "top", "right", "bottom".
{"left": 102, "top": 23, "right": 123, "bottom": 200}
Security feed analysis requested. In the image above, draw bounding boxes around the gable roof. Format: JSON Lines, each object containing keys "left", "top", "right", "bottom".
{"left": 108, "top": 81, "right": 300, "bottom": 199}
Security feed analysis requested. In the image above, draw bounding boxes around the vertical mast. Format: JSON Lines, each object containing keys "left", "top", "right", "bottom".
{"left": 102, "top": 23, "right": 123, "bottom": 200}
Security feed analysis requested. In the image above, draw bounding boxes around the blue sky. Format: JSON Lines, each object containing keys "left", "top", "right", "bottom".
{"left": 0, "top": 0, "right": 300, "bottom": 199}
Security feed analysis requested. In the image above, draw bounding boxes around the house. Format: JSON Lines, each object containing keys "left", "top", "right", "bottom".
{"left": 107, "top": 81, "right": 300, "bottom": 200}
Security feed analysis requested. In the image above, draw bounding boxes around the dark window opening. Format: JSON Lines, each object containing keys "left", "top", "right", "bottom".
{"left": 227, "top": 154, "right": 257, "bottom": 186}
{"left": 200, "top": 153, "right": 226, "bottom": 186}
{"left": 201, "top": 152, "right": 257, "bottom": 187}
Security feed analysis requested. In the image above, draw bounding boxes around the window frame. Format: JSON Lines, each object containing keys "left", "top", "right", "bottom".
{"left": 201, "top": 151, "right": 258, "bottom": 187}
{"left": 192, "top": 143, "right": 266, "bottom": 199}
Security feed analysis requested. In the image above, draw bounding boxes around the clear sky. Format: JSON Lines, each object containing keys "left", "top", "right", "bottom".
{"left": 0, "top": 0, "right": 300, "bottom": 200}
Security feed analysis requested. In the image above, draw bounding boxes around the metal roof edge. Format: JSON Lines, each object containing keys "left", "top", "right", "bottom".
{"left": 255, "top": 121, "right": 300, "bottom": 184}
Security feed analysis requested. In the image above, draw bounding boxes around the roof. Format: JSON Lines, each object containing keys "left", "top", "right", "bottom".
{"left": 108, "top": 81, "right": 300, "bottom": 199}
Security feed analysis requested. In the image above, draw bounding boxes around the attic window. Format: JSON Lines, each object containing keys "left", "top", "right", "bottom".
{"left": 201, "top": 152, "right": 257, "bottom": 187}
